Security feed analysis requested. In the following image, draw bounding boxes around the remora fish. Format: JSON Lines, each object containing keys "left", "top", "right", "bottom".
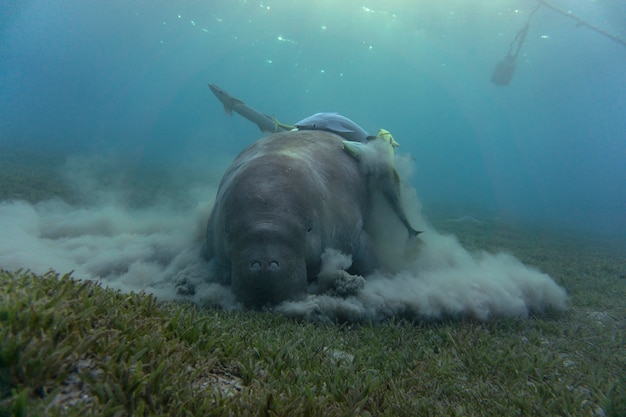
{"left": 208, "top": 83, "right": 294, "bottom": 133}
{"left": 295, "top": 112, "right": 370, "bottom": 143}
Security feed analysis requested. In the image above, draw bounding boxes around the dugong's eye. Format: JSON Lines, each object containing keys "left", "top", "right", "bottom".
{"left": 307, "top": 227, "right": 313, "bottom": 233}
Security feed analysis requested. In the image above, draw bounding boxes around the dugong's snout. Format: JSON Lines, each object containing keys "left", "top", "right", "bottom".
{"left": 231, "top": 243, "right": 307, "bottom": 307}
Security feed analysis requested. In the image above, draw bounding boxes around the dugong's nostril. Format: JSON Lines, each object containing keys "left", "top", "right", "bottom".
{"left": 268, "top": 260, "right": 280, "bottom": 270}
{"left": 250, "top": 261, "right": 262, "bottom": 271}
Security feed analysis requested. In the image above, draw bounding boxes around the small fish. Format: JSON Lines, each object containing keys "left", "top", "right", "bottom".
{"left": 376, "top": 128, "right": 400, "bottom": 148}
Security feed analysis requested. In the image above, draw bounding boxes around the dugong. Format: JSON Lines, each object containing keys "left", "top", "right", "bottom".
{"left": 204, "top": 130, "right": 379, "bottom": 307}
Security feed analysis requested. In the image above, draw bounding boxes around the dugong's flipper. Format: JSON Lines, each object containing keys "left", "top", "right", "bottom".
{"left": 343, "top": 134, "right": 421, "bottom": 238}
{"left": 342, "top": 140, "right": 368, "bottom": 161}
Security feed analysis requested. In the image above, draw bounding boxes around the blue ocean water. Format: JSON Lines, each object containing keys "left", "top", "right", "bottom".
{"left": 1, "top": 0, "right": 625, "bottom": 236}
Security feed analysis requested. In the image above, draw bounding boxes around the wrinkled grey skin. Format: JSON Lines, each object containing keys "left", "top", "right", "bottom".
{"left": 295, "top": 112, "right": 370, "bottom": 143}
{"left": 205, "top": 130, "right": 379, "bottom": 307}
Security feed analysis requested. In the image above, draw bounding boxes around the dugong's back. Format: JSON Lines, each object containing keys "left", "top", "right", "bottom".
{"left": 205, "top": 130, "right": 375, "bottom": 307}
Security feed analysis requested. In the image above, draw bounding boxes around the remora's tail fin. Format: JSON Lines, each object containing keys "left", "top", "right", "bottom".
{"left": 272, "top": 117, "right": 296, "bottom": 131}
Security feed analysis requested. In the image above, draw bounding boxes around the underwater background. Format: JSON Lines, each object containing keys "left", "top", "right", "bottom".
{"left": 2, "top": 3, "right": 626, "bottom": 410}
{"left": 1, "top": 0, "right": 624, "bottom": 236}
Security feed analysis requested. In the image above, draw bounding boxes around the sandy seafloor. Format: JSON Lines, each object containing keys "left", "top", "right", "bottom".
{"left": 1, "top": 145, "right": 625, "bottom": 322}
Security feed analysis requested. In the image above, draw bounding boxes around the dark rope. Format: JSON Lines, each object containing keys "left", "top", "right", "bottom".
{"left": 540, "top": 0, "right": 626, "bottom": 48}
{"left": 492, "top": 1, "right": 624, "bottom": 85}
{"left": 507, "top": 2, "right": 543, "bottom": 59}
